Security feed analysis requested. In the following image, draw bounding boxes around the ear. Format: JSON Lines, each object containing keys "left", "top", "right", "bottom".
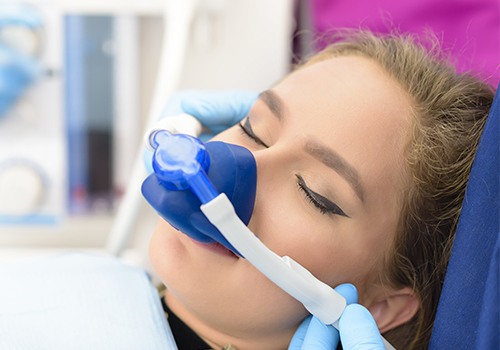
{"left": 367, "top": 287, "right": 419, "bottom": 333}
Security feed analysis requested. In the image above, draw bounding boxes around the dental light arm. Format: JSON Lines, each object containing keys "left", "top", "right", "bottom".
{"left": 143, "top": 126, "right": 395, "bottom": 349}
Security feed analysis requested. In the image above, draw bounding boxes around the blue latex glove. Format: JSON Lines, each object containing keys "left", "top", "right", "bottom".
{"left": 0, "top": 3, "right": 42, "bottom": 117}
{"left": 144, "top": 90, "right": 258, "bottom": 173}
{"left": 289, "top": 284, "right": 385, "bottom": 350}
{"left": 161, "top": 90, "right": 258, "bottom": 135}
{"left": 0, "top": 43, "right": 40, "bottom": 117}
{"left": 338, "top": 304, "right": 385, "bottom": 350}
{"left": 0, "top": 3, "right": 43, "bottom": 29}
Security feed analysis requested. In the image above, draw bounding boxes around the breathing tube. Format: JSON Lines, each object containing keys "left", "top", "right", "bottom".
{"left": 141, "top": 118, "right": 395, "bottom": 349}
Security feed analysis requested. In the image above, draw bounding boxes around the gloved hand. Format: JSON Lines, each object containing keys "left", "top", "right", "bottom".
{"left": 144, "top": 90, "right": 257, "bottom": 173}
{"left": 161, "top": 89, "right": 258, "bottom": 135}
{"left": 288, "top": 284, "right": 385, "bottom": 350}
{"left": 0, "top": 3, "right": 42, "bottom": 117}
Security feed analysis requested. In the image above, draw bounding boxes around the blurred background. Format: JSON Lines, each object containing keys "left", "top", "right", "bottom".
{"left": 0, "top": 0, "right": 497, "bottom": 266}
{"left": 0, "top": 0, "right": 299, "bottom": 265}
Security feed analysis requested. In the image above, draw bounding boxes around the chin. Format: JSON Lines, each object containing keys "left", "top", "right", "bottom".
{"left": 148, "top": 222, "right": 187, "bottom": 284}
{"left": 148, "top": 220, "right": 239, "bottom": 295}
{"left": 148, "top": 220, "right": 308, "bottom": 342}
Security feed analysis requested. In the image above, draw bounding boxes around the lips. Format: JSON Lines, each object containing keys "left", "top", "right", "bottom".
{"left": 190, "top": 238, "right": 239, "bottom": 259}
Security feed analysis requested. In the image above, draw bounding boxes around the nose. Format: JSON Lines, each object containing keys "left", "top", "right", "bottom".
{"left": 251, "top": 144, "right": 294, "bottom": 188}
{"left": 246, "top": 145, "right": 294, "bottom": 230}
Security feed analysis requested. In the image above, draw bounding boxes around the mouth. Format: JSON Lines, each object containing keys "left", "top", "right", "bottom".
{"left": 190, "top": 238, "right": 239, "bottom": 259}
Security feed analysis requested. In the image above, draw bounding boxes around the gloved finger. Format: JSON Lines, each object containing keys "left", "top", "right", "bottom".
{"left": 334, "top": 283, "right": 358, "bottom": 305}
{"left": 301, "top": 316, "right": 339, "bottom": 349}
{"left": 288, "top": 316, "right": 313, "bottom": 350}
{"left": 339, "top": 304, "right": 385, "bottom": 350}
{"left": 294, "top": 284, "right": 357, "bottom": 349}
{"left": 288, "top": 284, "right": 357, "bottom": 350}
{"left": 180, "top": 90, "right": 258, "bottom": 130}
{"left": 288, "top": 316, "right": 340, "bottom": 350}
{"left": 160, "top": 90, "right": 199, "bottom": 117}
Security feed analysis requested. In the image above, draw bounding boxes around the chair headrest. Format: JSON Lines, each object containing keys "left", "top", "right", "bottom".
{"left": 430, "top": 85, "right": 499, "bottom": 349}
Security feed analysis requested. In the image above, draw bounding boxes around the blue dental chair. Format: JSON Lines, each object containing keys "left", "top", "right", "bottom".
{"left": 429, "top": 84, "right": 499, "bottom": 349}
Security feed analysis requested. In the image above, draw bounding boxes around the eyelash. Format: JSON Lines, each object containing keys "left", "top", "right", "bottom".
{"left": 239, "top": 119, "right": 347, "bottom": 218}
{"left": 296, "top": 175, "right": 348, "bottom": 217}
{"left": 238, "top": 119, "right": 269, "bottom": 148}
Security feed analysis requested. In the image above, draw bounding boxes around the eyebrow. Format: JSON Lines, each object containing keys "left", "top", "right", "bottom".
{"left": 304, "top": 140, "right": 365, "bottom": 202}
{"left": 259, "top": 90, "right": 285, "bottom": 120}
{"left": 259, "top": 89, "right": 365, "bottom": 202}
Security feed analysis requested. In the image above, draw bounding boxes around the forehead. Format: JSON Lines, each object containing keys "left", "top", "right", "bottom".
{"left": 271, "top": 55, "right": 412, "bottom": 204}
{"left": 274, "top": 55, "right": 409, "bottom": 118}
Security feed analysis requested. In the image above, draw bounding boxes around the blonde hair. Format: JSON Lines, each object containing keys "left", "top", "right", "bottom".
{"left": 303, "top": 30, "right": 495, "bottom": 349}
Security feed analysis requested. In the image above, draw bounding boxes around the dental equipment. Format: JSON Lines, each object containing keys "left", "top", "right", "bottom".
{"left": 142, "top": 124, "right": 396, "bottom": 349}
{"left": 0, "top": 3, "right": 43, "bottom": 117}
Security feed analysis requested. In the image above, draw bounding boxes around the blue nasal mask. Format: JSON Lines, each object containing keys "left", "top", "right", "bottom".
{"left": 142, "top": 129, "right": 256, "bottom": 254}
{"left": 140, "top": 115, "right": 394, "bottom": 349}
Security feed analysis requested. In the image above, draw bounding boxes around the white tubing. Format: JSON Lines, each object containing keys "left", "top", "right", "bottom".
{"left": 201, "top": 194, "right": 396, "bottom": 350}
{"left": 201, "top": 194, "right": 346, "bottom": 324}
{"left": 106, "top": 0, "right": 201, "bottom": 255}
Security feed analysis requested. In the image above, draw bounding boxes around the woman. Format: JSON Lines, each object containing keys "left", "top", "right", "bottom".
{"left": 147, "top": 31, "right": 495, "bottom": 349}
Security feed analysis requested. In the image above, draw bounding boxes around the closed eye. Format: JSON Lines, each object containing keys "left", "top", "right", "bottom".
{"left": 296, "top": 174, "right": 349, "bottom": 217}
{"left": 240, "top": 119, "right": 347, "bottom": 217}
{"left": 238, "top": 118, "right": 269, "bottom": 148}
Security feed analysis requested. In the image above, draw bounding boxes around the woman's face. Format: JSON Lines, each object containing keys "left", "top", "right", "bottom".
{"left": 149, "top": 55, "right": 413, "bottom": 348}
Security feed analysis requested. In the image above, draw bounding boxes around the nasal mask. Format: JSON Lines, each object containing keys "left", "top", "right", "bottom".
{"left": 142, "top": 114, "right": 395, "bottom": 349}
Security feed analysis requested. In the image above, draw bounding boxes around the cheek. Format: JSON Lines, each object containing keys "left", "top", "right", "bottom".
{"left": 249, "top": 182, "right": 336, "bottom": 279}
{"left": 148, "top": 220, "right": 185, "bottom": 284}
{"left": 250, "top": 185, "right": 386, "bottom": 291}
{"left": 212, "top": 125, "right": 389, "bottom": 294}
